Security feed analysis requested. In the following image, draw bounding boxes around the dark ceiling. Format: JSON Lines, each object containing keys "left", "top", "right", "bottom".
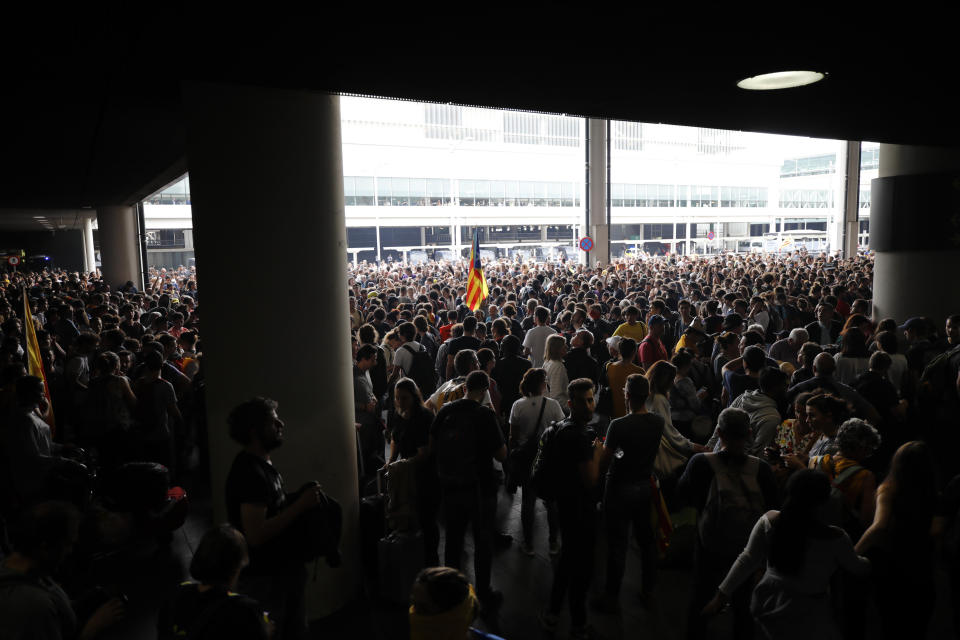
{"left": 0, "top": 13, "right": 956, "bottom": 215}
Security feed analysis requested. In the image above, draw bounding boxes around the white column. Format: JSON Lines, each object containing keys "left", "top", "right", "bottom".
{"left": 81, "top": 215, "right": 97, "bottom": 275}
{"left": 586, "top": 118, "right": 610, "bottom": 266}
{"left": 841, "top": 141, "right": 861, "bottom": 258}
{"left": 183, "top": 83, "right": 358, "bottom": 617}
{"left": 96, "top": 206, "right": 140, "bottom": 289}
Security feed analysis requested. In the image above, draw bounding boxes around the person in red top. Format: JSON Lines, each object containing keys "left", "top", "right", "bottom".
{"left": 639, "top": 315, "right": 669, "bottom": 371}
{"left": 438, "top": 310, "right": 454, "bottom": 343}
{"left": 832, "top": 285, "right": 851, "bottom": 319}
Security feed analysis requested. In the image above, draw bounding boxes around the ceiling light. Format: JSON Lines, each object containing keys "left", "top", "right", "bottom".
{"left": 737, "top": 70, "right": 826, "bottom": 91}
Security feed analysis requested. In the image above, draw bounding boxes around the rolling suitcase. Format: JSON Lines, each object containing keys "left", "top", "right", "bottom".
{"left": 377, "top": 530, "right": 424, "bottom": 604}
{"left": 377, "top": 461, "right": 425, "bottom": 603}
{"left": 359, "top": 470, "right": 386, "bottom": 578}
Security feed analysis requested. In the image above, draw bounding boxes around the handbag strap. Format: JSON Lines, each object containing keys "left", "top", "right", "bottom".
{"left": 521, "top": 398, "right": 549, "bottom": 455}
{"left": 534, "top": 397, "right": 548, "bottom": 437}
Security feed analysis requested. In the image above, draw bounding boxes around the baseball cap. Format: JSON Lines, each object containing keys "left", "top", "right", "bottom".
{"left": 648, "top": 314, "right": 666, "bottom": 326}
{"left": 898, "top": 317, "right": 925, "bottom": 331}
{"left": 606, "top": 336, "right": 622, "bottom": 349}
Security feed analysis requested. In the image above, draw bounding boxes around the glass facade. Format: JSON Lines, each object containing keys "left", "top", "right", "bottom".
{"left": 142, "top": 97, "right": 882, "bottom": 266}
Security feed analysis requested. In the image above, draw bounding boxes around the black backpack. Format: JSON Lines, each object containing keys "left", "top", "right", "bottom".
{"left": 531, "top": 420, "right": 568, "bottom": 500}
{"left": 433, "top": 399, "right": 480, "bottom": 487}
{"left": 402, "top": 343, "right": 438, "bottom": 396}
{"left": 919, "top": 343, "right": 960, "bottom": 407}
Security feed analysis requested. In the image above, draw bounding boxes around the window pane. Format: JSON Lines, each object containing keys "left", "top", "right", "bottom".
{"left": 357, "top": 177, "right": 374, "bottom": 196}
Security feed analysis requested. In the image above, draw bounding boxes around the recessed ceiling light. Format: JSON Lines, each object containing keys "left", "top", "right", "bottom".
{"left": 737, "top": 70, "right": 826, "bottom": 91}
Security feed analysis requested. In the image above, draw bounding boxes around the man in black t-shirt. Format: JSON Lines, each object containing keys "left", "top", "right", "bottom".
{"left": 593, "top": 374, "right": 664, "bottom": 612}
{"left": 539, "top": 378, "right": 604, "bottom": 637}
{"left": 445, "top": 315, "right": 482, "bottom": 378}
{"left": 429, "top": 371, "right": 506, "bottom": 608}
{"left": 224, "top": 397, "right": 324, "bottom": 640}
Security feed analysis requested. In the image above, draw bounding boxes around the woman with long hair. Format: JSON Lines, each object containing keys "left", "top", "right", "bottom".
{"left": 712, "top": 331, "right": 740, "bottom": 381}
{"left": 542, "top": 334, "right": 571, "bottom": 413}
{"left": 784, "top": 393, "right": 849, "bottom": 470}
{"left": 833, "top": 328, "right": 870, "bottom": 385}
{"left": 702, "top": 470, "right": 870, "bottom": 639}
{"left": 855, "top": 441, "right": 939, "bottom": 640}
{"left": 386, "top": 377, "right": 440, "bottom": 566}
{"left": 646, "top": 361, "right": 706, "bottom": 459}
{"left": 840, "top": 313, "right": 872, "bottom": 341}
{"left": 668, "top": 349, "right": 706, "bottom": 439}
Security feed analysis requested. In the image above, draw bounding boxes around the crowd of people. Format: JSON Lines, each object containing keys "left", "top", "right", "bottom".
{"left": 2, "top": 248, "right": 960, "bottom": 639}
{"left": 347, "top": 249, "right": 960, "bottom": 640}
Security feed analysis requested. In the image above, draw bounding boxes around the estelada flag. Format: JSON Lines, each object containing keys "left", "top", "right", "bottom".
{"left": 23, "top": 287, "right": 55, "bottom": 434}
{"left": 465, "top": 229, "right": 488, "bottom": 311}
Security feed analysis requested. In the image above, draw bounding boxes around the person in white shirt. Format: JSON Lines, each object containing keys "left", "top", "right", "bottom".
{"left": 543, "top": 334, "right": 571, "bottom": 414}
{"left": 522, "top": 306, "right": 556, "bottom": 368}
{"left": 508, "top": 368, "right": 565, "bottom": 555}
{"left": 392, "top": 322, "right": 422, "bottom": 376}
{"left": 748, "top": 296, "right": 770, "bottom": 334}
{"left": 873, "top": 330, "right": 908, "bottom": 394}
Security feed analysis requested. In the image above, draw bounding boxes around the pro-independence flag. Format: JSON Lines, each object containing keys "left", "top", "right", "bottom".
{"left": 23, "top": 286, "right": 55, "bottom": 434}
{"left": 465, "top": 229, "right": 489, "bottom": 311}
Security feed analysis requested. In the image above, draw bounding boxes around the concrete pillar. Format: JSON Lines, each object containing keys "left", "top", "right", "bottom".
{"left": 586, "top": 118, "right": 610, "bottom": 266}
{"left": 81, "top": 215, "right": 97, "bottom": 275}
{"left": 183, "top": 228, "right": 194, "bottom": 250}
{"left": 183, "top": 83, "right": 358, "bottom": 617}
{"left": 872, "top": 144, "right": 960, "bottom": 325}
{"left": 842, "top": 141, "right": 861, "bottom": 258}
{"left": 96, "top": 206, "right": 140, "bottom": 289}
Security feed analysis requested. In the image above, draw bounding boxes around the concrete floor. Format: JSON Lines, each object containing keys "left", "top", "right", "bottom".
{"left": 82, "top": 478, "right": 957, "bottom": 640}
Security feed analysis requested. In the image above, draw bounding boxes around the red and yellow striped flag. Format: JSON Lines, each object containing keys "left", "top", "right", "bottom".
{"left": 465, "top": 229, "right": 488, "bottom": 311}
{"left": 23, "top": 287, "right": 55, "bottom": 434}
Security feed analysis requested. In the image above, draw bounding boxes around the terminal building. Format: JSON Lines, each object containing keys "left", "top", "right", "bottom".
{"left": 138, "top": 98, "right": 878, "bottom": 268}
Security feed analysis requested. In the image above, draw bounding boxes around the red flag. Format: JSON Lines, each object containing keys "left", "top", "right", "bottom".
{"left": 465, "top": 229, "right": 488, "bottom": 311}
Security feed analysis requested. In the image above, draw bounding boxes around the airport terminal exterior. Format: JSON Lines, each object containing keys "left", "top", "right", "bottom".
{"left": 139, "top": 96, "right": 877, "bottom": 268}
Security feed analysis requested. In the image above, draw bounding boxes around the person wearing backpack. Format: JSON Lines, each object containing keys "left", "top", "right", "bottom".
{"left": 810, "top": 418, "right": 879, "bottom": 640}
{"left": 395, "top": 322, "right": 438, "bottom": 397}
{"left": 538, "top": 378, "right": 605, "bottom": 640}
{"left": 701, "top": 470, "right": 870, "bottom": 640}
{"left": 678, "top": 407, "right": 778, "bottom": 640}
{"left": 429, "top": 370, "right": 507, "bottom": 610}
